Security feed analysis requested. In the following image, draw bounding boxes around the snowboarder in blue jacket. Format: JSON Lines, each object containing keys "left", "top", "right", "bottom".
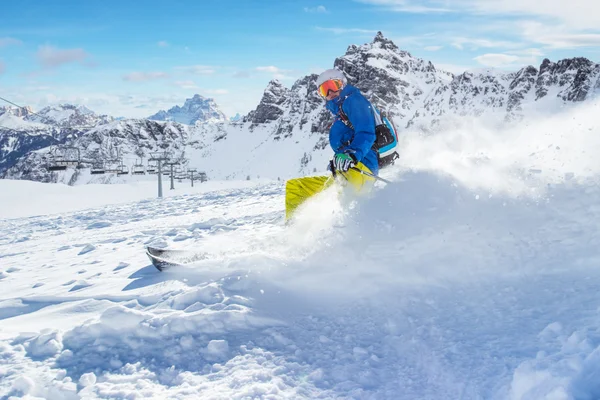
{"left": 319, "top": 69, "right": 380, "bottom": 177}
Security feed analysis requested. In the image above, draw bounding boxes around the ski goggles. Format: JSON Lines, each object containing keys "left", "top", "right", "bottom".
{"left": 318, "top": 79, "right": 343, "bottom": 98}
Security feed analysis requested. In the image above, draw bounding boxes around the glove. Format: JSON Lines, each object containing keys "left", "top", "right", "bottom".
{"left": 332, "top": 152, "right": 356, "bottom": 172}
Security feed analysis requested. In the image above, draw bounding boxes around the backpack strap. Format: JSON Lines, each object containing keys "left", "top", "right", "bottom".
{"left": 337, "top": 94, "right": 354, "bottom": 130}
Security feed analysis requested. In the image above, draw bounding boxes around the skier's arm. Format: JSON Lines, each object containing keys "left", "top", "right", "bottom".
{"left": 329, "top": 119, "right": 350, "bottom": 153}
{"left": 342, "top": 96, "right": 376, "bottom": 162}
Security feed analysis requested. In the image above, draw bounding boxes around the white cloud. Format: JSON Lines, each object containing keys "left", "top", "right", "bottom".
{"left": 0, "top": 60, "right": 5, "bottom": 74}
{"left": 304, "top": 5, "right": 328, "bottom": 13}
{"left": 122, "top": 71, "right": 169, "bottom": 82}
{"left": 451, "top": 37, "right": 522, "bottom": 51}
{"left": 509, "top": 47, "right": 545, "bottom": 57}
{"left": 256, "top": 66, "right": 295, "bottom": 81}
{"left": 315, "top": 27, "right": 379, "bottom": 35}
{"left": 173, "top": 80, "right": 198, "bottom": 89}
{"left": 175, "top": 65, "right": 216, "bottom": 75}
{"left": 473, "top": 53, "right": 521, "bottom": 67}
{"left": 519, "top": 21, "right": 600, "bottom": 48}
{"left": 424, "top": 45, "right": 443, "bottom": 51}
{"left": 36, "top": 46, "right": 89, "bottom": 68}
{"left": 233, "top": 71, "right": 251, "bottom": 78}
{"left": 204, "top": 89, "right": 229, "bottom": 95}
{"left": 354, "top": 0, "right": 452, "bottom": 13}
{"left": 355, "top": 0, "right": 600, "bottom": 49}
{"left": 157, "top": 40, "right": 169, "bottom": 47}
{"left": 256, "top": 66, "right": 282, "bottom": 73}
{"left": 0, "top": 37, "right": 22, "bottom": 47}
{"left": 356, "top": 0, "right": 600, "bottom": 28}
{"left": 456, "top": 0, "right": 600, "bottom": 30}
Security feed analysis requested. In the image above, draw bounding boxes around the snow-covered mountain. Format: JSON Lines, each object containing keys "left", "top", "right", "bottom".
{"left": 148, "top": 94, "right": 227, "bottom": 125}
{"left": 24, "top": 104, "right": 114, "bottom": 128}
{"left": 3, "top": 32, "right": 599, "bottom": 184}
{"left": 0, "top": 105, "right": 114, "bottom": 177}
{"left": 0, "top": 105, "right": 34, "bottom": 118}
{"left": 3, "top": 119, "right": 189, "bottom": 184}
{"left": 186, "top": 32, "right": 599, "bottom": 180}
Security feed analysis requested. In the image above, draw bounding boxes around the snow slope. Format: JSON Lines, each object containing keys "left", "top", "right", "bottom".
{"left": 1, "top": 101, "right": 600, "bottom": 399}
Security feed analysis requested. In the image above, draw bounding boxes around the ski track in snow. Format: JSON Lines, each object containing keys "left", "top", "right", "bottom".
{"left": 1, "top": 170, "right": 600, "bottom": 398}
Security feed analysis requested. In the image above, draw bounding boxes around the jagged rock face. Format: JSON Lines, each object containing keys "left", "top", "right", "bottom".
{"left": 335, "top": 31, "right": 445, "bottom": 119}
{"left": 148, "top": 94, "right": 227, "bottom": 125}
{"left": 245, "top": 80, "right": 290, "bottom": 125}
{"left": 3, "top": 119, "right": 189, "bottom": 182}
{"left": 25, "top": 104, "right": 113, "bottom": 128}
{"left": 537, "top": 58, "right": 599, "bottom": 102}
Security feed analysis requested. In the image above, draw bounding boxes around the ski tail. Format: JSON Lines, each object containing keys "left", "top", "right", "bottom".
{"left": 145, "top": 246, "right": 207, "bottom": 271}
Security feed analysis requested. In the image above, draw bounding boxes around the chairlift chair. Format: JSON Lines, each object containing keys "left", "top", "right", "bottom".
{"left": 117, "top": 163, "right": 129, "bottom": 176}
{"left": 132, "top": 160, "right": 146, "bottom": 175}
{"left": 90, "top": 161, "right": 106, "bottom": 175}
{"left": 47, "top": 156, "right": 68, "bottom": 171}
{"left": 47, "top": 146, "right": 81, "bottom": 171}
{"left": 147, "top": 160, "right": 158, "bottom": 174}
{"left": 105, "top": 161, "right": 121, "bottom": 174}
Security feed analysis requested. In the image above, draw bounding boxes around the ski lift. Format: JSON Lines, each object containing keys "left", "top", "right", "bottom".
{"left": 174, "top": 166, "right": 185, "bottom": 180}
{"left": 117, "top": 162, "right": 129, "bottom": 176}
{"left": 132, "top": 159, "right": 146, "bottom": 175}
{"left": 105, "top": 160, "right": 121, "bottom": 174}
{"left": 147, "top": 160, "right": 158, "bottom": 174}
{"left": 199, "top": 172, "right": 208, "bottom": 182}
{"left": 47, "top": 146, "right": 81, "bottom": 171}
{"left": 90, "top": 161, "right": 105, "bottom": 175}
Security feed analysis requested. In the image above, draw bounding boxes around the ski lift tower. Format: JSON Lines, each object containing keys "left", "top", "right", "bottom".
{"left": 165, "top": 159, "right": 181, "bottom": 190}
{"left": 149, "top": 151, "right": 171, "bottom": 198}
{"left": 187, "top": 168, "right": 197, "bottom": 187}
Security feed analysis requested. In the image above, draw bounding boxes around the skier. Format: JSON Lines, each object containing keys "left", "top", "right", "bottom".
{"left": 285, "top": 68, "right": 381, "bottom": 220}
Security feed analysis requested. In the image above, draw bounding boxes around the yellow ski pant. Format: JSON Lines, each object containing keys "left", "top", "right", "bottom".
{"left": 285, "top": 162, "right": 375, "bottom": 220}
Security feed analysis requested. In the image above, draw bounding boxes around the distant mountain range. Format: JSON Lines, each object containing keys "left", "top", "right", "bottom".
{"left": 147, "top": 94, "right": 227, "bottom": 125}
{"left": 2, "top": 32, "right": 599, "bottom": 184}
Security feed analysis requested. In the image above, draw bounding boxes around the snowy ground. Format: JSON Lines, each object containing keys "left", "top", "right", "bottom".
{"left": 1, "top": 102, "right": 600, "bottom": 399}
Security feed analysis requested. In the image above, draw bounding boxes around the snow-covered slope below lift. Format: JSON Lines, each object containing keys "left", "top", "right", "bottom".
{"left": 1, "top": 101, "right": 600, "bottom": 398}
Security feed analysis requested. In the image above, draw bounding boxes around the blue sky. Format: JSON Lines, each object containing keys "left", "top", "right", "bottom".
{"left": 0, "top": 0, "right": 599, "bottom": 118}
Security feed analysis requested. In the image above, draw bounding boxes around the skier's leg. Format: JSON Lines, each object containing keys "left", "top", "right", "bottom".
{"left": 340, "top": 162, "right": 375, "bottom": 194}
{"left": 285, "top": 175, "right": 333, "bottom": 220}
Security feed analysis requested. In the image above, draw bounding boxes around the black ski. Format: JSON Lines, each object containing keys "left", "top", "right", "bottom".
{"left": 146, "top": 246, "right": 207, "bottom": 271}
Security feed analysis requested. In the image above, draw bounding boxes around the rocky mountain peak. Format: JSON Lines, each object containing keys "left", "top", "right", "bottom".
{"left": 245, "top": 80, "right": 291, "bottom": 124}
{"left": 148, "top": 94, "right": 227, "bottom": 125}
{"left": 372, "top": 31, "right": 401, "bottom": 53}
{"left": 334, "top": 32, "right": 445, "bottom": 114}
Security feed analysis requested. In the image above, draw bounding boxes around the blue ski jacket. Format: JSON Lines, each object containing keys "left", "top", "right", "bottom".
{"left": 326, "top": 84, "right": 379, "bottom": 175}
